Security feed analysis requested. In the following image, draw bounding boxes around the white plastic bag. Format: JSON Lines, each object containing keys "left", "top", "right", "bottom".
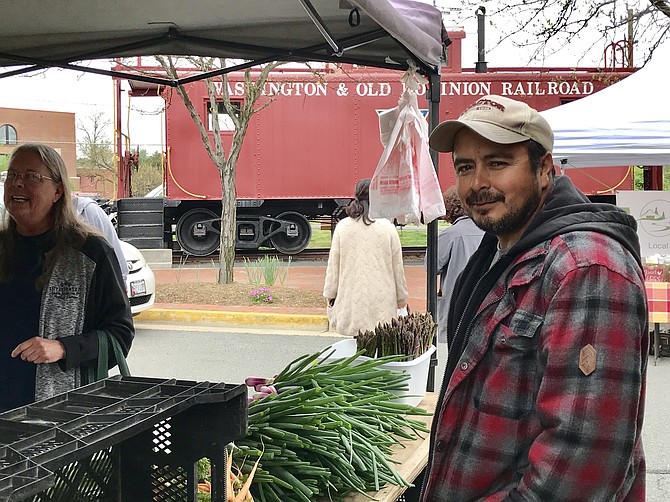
{"left": 369, "top": 64, "right": 445, "bottom": 225}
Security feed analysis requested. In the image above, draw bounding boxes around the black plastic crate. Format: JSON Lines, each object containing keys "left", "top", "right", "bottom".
{"left": 74, "top": 379, "right": 155, "bottom": 399}
{"left": 35, "top": 394, "right": 119, "bottom": 416}
{"left": 0, "top": 447, "right": 25, "bottom": 472}
{"left": 0, "top": 422, "right": 50, "bottom": 446}
{"left": 0, "top": 376, "right": 247, "bottom": 502}
{"left": 0, "top": 463, "right": 53, "bottom": 502}
{"left": 0, "top": 408, "right": 80, "bottom": 429}
{"left": 30, "top": 448, "right": 113, "bottom": 502}
{"left": 12, "top": 430, "right": 81, "bottom": 466}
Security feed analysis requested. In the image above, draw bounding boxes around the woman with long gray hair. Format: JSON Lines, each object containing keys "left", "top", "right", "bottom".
{"left": 323, "top": 178, "right": 408, "bottom": 337}
{"left": 0, "top": 143, "right": 134, "bottom": 413}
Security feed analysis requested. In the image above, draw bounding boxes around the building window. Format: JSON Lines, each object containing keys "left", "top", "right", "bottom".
{"left": 207, "top": 101, "right": 241, "bottom": 132}
{"left": 0, "top": 124, "right": 17, "bottom": 145}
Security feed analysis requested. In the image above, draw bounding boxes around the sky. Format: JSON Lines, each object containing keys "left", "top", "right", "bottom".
{"left": 0, "top": 0, "right": 653, "bottom": 154}
{"left": 0, "top": 69, "right": 165, "bottom": 153}
{"left": 435, "top": 0, "right": 656, "bottom": 67}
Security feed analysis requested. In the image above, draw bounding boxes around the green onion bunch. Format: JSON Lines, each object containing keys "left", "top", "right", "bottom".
{"left": 356, "top": 312, "right": 436, "bottom": 361}
{"left": 232, "top": 348, "right": 430, "bottom": 501}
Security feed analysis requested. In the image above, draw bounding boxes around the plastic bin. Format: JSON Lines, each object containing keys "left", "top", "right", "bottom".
{"left": 0, "top": 376, "right": 248, "bottom": 502}
{"left": 320, "top": 339, "right": 436, "bottom": 406}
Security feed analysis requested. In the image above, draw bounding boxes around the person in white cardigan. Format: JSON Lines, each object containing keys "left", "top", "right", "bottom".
{"left": 323, "top": 179, "right": 408, "bottom": 337}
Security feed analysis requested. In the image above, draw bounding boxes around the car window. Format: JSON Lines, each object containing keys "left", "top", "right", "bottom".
{"left": 145, "top": 185, "right": 163, "bottom": 198}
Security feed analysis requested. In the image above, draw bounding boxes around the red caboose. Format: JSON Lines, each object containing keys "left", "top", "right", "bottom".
{"left": 115, "top": 33, "right": 635, "bottom": 256}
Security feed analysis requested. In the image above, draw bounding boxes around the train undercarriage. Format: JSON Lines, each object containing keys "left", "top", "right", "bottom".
{"left": 162, "top": 198, "right": 348, "bottom": 256}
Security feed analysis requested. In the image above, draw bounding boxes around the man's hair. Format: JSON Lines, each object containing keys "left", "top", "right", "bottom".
{"left": 443, "top": 187, "right": 466, "bottom": 224}
{"left": 0, "top": 143, "right": 92, "bottom": 287}
{"left": 526, "top": 139, "right": 555, "bottom": 177}
{"left": 345, "top": 178, "right": 375, "bottom": 225}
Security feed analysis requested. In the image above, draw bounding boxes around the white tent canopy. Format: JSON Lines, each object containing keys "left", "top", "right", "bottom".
{"left": 541, "top": 40, "right": 670, "bottom": 168}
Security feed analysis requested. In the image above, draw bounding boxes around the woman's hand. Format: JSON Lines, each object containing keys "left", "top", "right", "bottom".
{"left": 11, "top": 337, "right": 66, "bottom": 364}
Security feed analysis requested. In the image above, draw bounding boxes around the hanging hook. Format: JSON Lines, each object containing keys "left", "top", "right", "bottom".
{"left": 348, "top": 8, "right": 360, "bottom": 27}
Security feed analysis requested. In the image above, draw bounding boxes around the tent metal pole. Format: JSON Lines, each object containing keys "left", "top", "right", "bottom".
{"left": 426, "top": 71, "right": 441, "bottom": 392}
{"left": 298, "top": 0, "right": 343, "bottom": 55}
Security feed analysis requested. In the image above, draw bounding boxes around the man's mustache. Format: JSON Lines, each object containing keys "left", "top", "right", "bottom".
{"left": 465, "top": 191, "right": 504, "bottom": 206}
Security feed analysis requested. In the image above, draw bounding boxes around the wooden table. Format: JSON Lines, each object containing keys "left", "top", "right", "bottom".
{"left": 336, "top": 392, "right": 437, "bottom": 502}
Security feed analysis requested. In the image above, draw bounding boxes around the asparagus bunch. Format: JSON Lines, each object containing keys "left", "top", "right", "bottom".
{"left": 356, "top": 312, "right": 436, "bottom": 361}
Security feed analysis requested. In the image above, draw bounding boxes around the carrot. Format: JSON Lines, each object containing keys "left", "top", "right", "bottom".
{"left": 232, "top": 455, "right": 261, "bottom": 502}
{"left": 226, "top": 449, "right": 235, "bottom": 501}
{"left": 197, "top": 481, "right": 211, "bottom": 493}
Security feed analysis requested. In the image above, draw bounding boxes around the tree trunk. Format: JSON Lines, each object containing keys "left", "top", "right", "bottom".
{"left": 154, "top": 56, "right": 282, "bottom": 285}
{"left": 218, "top": 159, "right": 237, "bottom": 283}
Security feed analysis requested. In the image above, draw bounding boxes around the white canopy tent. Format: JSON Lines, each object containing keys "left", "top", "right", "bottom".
{"left": 541, "top": 39, "right": 670, "bottom": 169}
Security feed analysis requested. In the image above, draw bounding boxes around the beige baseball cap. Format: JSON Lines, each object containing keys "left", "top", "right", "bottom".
{"left": 429, "top": 95, "right": 554, "bottom": 153}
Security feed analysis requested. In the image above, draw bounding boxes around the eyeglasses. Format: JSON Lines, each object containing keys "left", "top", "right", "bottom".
{"left": 6, "top": 171, "right": 56, "bottom": 184}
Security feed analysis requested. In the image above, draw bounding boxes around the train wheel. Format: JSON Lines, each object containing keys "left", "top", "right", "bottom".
{"left": 176, "top": 209, "right": 220, "bottom": 256}
{"left": 270, "top": 211, "right": 312, "bottom": 255}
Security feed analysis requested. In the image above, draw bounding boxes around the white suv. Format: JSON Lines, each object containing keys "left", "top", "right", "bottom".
{"left": 120, "top": 240, "right": 156, "bottom": 315}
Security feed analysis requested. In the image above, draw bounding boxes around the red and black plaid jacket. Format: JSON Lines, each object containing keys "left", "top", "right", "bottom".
{"left": 423, "top": 177, "right": 648, "bottom": 501}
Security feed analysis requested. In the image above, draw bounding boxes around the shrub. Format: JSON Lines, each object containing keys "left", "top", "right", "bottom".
{"left": 243, "top": 255, "right": 291, "bottom": 286}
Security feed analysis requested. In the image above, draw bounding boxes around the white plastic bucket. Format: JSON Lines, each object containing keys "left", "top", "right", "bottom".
{"left": 320, "top": 338, "right": 436, "bottom": 406}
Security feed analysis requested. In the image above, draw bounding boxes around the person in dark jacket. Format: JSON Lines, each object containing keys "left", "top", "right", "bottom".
{"left": 421, "top": 95, "right": 648, "bottom": 501}
{"left": 0, "top": 143, "right": 134, "bottom": 413}
{"left": 424, "top": 187, "right": 483, "bottom": 341}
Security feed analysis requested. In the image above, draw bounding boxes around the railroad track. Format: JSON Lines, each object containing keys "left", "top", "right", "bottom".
{"left": 171, "top": 246, "right": 427, "bottom": 266}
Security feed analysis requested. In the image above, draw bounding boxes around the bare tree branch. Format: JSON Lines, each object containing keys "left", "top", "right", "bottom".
{"left": 649, "top": 0, "right": 670, "bottom": 18}
{"left": 155, "top": 55, "right": 218, "bottom": 164}
{"left": 453, "top": 0, "right": 668, "bottom": 65}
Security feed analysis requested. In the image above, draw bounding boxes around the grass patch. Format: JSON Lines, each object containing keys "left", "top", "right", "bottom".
{"left": 397, "top": 227, "right": 429, "bottom": 247}
{"left": 307, "top": 222, "right": 447, "bottom": 249}
{"left": 307, "top": 229, "right": 333, "bottom": 248}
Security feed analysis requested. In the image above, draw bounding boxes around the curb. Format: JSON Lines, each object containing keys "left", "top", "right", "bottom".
{"left": 135, "top": 308, "right": 329, "bottom": 332}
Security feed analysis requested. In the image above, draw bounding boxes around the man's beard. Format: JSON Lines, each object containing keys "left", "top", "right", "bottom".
{"left": 466, "top": 186, "right": 542, "bottom": 237}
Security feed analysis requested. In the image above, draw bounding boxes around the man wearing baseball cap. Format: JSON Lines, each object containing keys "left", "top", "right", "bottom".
{"left": 421, "top": 95, "right": 648, "bottom": 501}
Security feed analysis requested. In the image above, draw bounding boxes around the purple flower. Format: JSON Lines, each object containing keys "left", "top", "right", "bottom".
{"left": 245, "top": 376, "right": 270, "bottom": 388}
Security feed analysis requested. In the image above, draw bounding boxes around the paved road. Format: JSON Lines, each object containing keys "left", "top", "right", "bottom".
{"left": 129, "top": 322, "right": 670, "bottom": 499}
{"left": 127, "top": 322, "right": 344, "bottom": 384}
{"left": 643, "top": 356, "right": 670, "bottom": 501}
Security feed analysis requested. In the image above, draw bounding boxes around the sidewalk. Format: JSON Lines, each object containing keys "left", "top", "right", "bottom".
{"left": 135, "top": 262, "right": 429, "bottom": 331}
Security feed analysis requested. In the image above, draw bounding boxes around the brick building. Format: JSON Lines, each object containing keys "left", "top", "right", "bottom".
{"left": 0, "top": 107, "right": 79, "bottom": 188}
